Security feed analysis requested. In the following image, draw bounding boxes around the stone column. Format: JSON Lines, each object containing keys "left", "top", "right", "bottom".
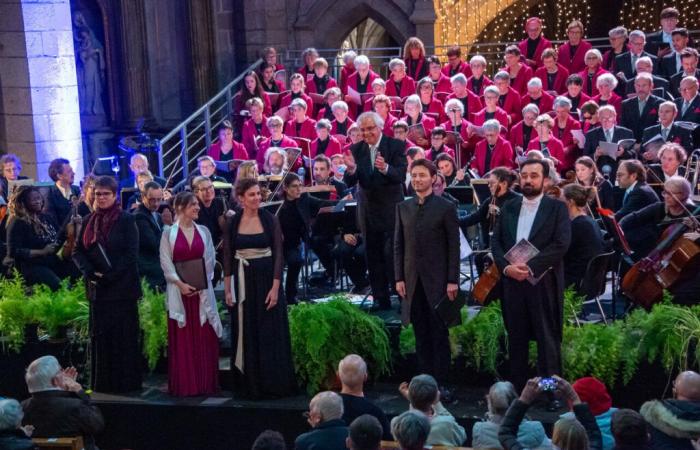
{"left": 0, "top": 0, "right": 84, "bottom": 180}
{"left": 186, "top": 0, "right": 216, "bottom": 104}
{"left": 410, "top": 0, "right": 437, "bottom": 49}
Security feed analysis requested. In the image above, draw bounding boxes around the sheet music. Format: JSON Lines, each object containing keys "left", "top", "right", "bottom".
{"left": 598, "top": 141, "right": 620, "bottom": 160}
{"left": 571, "top": 129, "right": 585, "bottom": 149}
{"left": 347, "top": 86, "right": 362, "bottom": 105}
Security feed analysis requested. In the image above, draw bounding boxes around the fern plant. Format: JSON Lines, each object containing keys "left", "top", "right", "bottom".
{"left": 31, "top": 280, "right": 88, "bottom": 339}
{"left": 0, "top": 271, "right": 35, "bottom": 352}
{"left": 138, "top": 280, "right": 168, "bottom": 372}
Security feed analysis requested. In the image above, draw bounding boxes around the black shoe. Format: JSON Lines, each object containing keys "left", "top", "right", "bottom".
{"left": 439, "top": 386, "right": 455, "bottom": 404}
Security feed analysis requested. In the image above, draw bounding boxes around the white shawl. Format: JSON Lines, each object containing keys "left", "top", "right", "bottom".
{"left": 159, "top": 222, "right": 223, "bottom": 338}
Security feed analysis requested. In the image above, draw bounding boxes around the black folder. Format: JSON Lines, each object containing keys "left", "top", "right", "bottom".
{"left": 434, "top": 290, "right": 466, "bottom": 328}
{"left": 86, "top": 242, "right": 112, "bottom": 274}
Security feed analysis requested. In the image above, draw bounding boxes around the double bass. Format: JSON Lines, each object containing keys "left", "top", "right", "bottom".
{"left": 622, "top": 205, "right": 700, "bottom": 309}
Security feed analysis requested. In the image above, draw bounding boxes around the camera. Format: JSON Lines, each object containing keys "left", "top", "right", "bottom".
{"left": 538, "top": 377, "right": 557, "bottom": 391}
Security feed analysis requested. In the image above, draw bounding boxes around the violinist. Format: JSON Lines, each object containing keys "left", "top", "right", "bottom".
{"left": 45, "top": 158, "right": 81, "bottom": 227}
{"left": 574, "top": 156, "right": 614, "bottom": 211}
{"left": 77, "top": 174, "right": 97, "bottom": 217}
{"left": 614, "top": 159, "right": 659, "bottom": 221}
{"left": 647, "top": 143, "right": 687, "bottom": 190}
{"left": 435, "top": 153, "right": 468, "bottom": 187}
{"left": 562, "top": 183, "right": 604, "bottom": 288}
{"left": 193, "top": 176, "right": 230, "bottom": 252}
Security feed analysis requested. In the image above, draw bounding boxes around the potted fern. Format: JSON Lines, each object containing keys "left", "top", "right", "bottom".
{"left": 138, "top": 280, "right": 168, "bottom": 372}
{"left": 31, "top": 281, "right": 89, "bottom": 342}
{"left": 0, "top": 272, "right": 37, "bottom": 352}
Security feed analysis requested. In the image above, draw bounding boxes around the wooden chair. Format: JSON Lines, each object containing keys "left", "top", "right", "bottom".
{"left": 33, "top": 436, "right": 85, "bottom": 450}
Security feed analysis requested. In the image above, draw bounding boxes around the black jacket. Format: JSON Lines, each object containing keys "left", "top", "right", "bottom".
{"left": 45, "top": 185, "right": 81, "bottom": 227}
{"left": 620, "top": 94, "right": 664, "bottom": 142}
{"left": 0, "top": 430, "right": 35, "bottom": 450}
{"left": 670, "top": 69, "right": 700, "bottom": 98}
{"left": 5, "top": 214, "right": 62, "bottom": 270}
{"left": 624, "top": 75, "right": 670, "bottom": 98}
{"left": 459, "top": 190, "right": 520, "bottom": 248}
{"left": 660, "top": 53, "right": 681, "bottom": 79}
{"left": 583, "top": 126, "right": 635, "bottom": 176}
{"left": 118, "top": 174, "right": 167, "bottom": 192}
{"left": 640, "top": 399, "right": 700, "bottom": 450}
{"left": 614, "top": 182, "right": 660, "bottom": 221}
{"left": 620, "top": 201, "right": 689, "bottom": 259}
{"left": 674, "top": 94, "right": 700, "bottom": 124}
{"left": 22, "top": 390, "right": 104, "bottom": 450}
{"left": 641, "top": 124, "right": 694, "bottom": 154}
{"left": 295, "top": 418, "right": 349, "bottom": 450}
{"left": 614, "top": 51, "right": 658, "bottom": 79}
{"left": 343, "top": 135, "right": 408, "bottom": 233}
{"left": 133, "top": 204, "right": 164, "bottom": 289}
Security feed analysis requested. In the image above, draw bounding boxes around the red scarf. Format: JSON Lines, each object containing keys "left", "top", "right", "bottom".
{"left": 82, "top": 202, "right": 121, "bottom": 247}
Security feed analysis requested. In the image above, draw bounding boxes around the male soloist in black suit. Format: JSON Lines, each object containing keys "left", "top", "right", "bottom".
{"left": 395, "top": 159, "right": 459, "bottom": 386}
{"left": 491, "top": 159, "right": 571, "bottom": 391}
{"left": 344, "top": 112, "right": 407, "bottom": 310}
{"left": 133, "top": 181, "right": 166, "bottom": 289}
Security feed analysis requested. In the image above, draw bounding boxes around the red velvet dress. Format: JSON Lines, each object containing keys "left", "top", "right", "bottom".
{"left": 168, "top": 228, "right": 219, "bottom": 397}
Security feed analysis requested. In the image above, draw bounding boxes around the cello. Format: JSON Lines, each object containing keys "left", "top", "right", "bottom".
{"left": 622, "top": 205, "right": 700, "bottom": 309}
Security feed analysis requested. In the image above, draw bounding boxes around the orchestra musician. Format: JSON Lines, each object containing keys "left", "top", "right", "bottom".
{"left": 312, "top": 155, "right": 347, "bottom": 199}
{"left": 574, "top": 156, "right": 615, "bottom": 211}
{"left": 435, "top": 153, "right": 468, "bottom": 187}
{"left": 45, "top": 158, "right": 81, "bottom": 227}
{"left": 648, "top": 143, "right": 687, "bottom": 185}
{"left": 614, "top": 159, "right": 659, "bottom": 221}
{"left": 263, "top": 148, "right": 287, "bottom": 177}
{"left": 0, "top": 154, "right": 27, "bottom": 203}
{"left": 256, "top": 116, "right": 297, "bottom": 172}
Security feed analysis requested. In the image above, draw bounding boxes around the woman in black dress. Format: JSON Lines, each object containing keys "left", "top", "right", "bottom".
{"left": 223, "top": 178, "right": 296, "bottom": 398}
{"left": 73, "top": 176, "right": 142, "bottom": 393}
{"left": 562, "top": 183, "right": 604, "bottom": 289}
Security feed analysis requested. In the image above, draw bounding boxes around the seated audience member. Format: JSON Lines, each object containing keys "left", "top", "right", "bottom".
{"left": 473, "top": 85, "right": 510, "bottom": 129}
{"left": 22, "top": 356, "right": 104, "bottom": 450}
{"left": 565, "top": 73, "right": 591, "bottom": 112}
{"left": 572, "top": 377, "right": 618, "bottom": 450}
{"left": 372, "top": 95, "right": 397, "bottom": 137}
{"left": 241, "top": 97, "right": 270, "bottom": 161}
{"left": 338, "top": 355, "right": 391, "bottom": 439}
{"left": 298, "top": 47, "right": 319, "bottom": 80}
{"left": 0, "top": 399, "right": 33, "bottom": 450}
{"left": 339, "top": 50, "right": 357, "bottom": 94}
{"left": 0, "top": 154, "right": 27, "bottom": 203}
{"left": 641, "top": 102, "right": 693, "bottom": 162}
{"left": 610, "top": 409, "right": 651, "bottom": 450}
{"left": 499, "top": 376, "right": 603, "bottom": 450}
{"left": 675, "top": 76, "right": 700, "bottom": 124}
{"left": 468, "top": 55, "right": 493, "bottom": 96}
{"left": 670, "top": 48, "right": 700, "bottom": 99}
{"left": 256, "top": 116, "right": 297, "bottom": 172}
{"left": 603, "top": 26, "right": 628, "bottom": 73}
{"left": 280, "top": 73, "right": 314, "bottom": 112}
{"left": 614, "top": 159, "right": 659, "bottom": 221}
{"left": 592, "top": 73, "right": 622, "bottom": 118}
{"left": 521, "top": 77, "right": 554, "bottom": 113}
{"left": 448, "top": 73, "right": 483, "bottom": 122}
{"left": 575, "top": 156, "right": 614, "bottom": 211}
{"left": 133, "top": 181, "right": 166, "bottom": 289}
{"left": 435, "top": 153, "right": 467, "bottom": 187}
{"left": 442, "top": 45, "right": 471, "bottom": 78}
{"left": 284, "top": 97, "right": 317, "bottom": 141}
{"left": 347, "top": 415, "right": 383, "bottom": 450}
{"left": 45, "top": 158, "right": 80, "bottom": 227}
{"left": 417, "top": 76, "right": 447, "bottom": 124}
{"left": 527, "top": 114, "right": 565, "bottom": 172}
{"left": 519, "top": 17, "right": 552, "bottom": 70}
{"left": 331, "top": 101, "right": 355, "bottom": 136}
{"left": 614, "top": 30, "right": 657, "bottom": 81}
{"left": 559, "top": 20, "right": 593, "bottom": 74}
{"left": 392, "top": 374, "right": 466, "bottom": 447}
{"left": 472, "top": 381, "right": 551, "bottom": 449}
{"left": 640, "top": 370, "right": 700, "bottom": 450}
{"left": 427, "top": 56, "right": 453, "bottom": 96}
{"left": 251, "top": 429, "right": 286, "bottom": 450}
{"left": 563, "top": 184, "right": 604, "bottom": 288}
{"left": 119, "top": 153, "right": 166, "bottom": 191}
{"left": 6, "top": 186, "right": 75, "bottom": 291}
{"left": 502, "top": 45, "right": 533, "bottom": 95}
{"left": 391, "top": 411, "right": 431, "bottom": 450}
{"left": 583, "top": 105, "right": 634, "bottom": 176}
{"left": 345, "top": 55, "right": 379, "bottom": 119}
{"left": 621, "top": 73, "right": 663, "bottom": 144}
{"left": 536, "top": 48, "right": 570, "bottom": 95}
{"left": 660, "top": 28, "right": 690, "bottom": 79}
{"left": 623, "top": 57, "right": 669, "bottom": 97}
{"left": 208, "top": 120, "right": 249, "bottom": 163}
{"left": 579, "top": 49, "right": 608, "bottom": 97}
{"left": 296, "top": 391, "right": 349, "bottom": 450}
{"left": 402, "top": 94, "right": 436, "bottom": 149}
{"left": 385, "top": 58, "right": 416, "bottom": 99}
{"left": 510, "top": 104, "right": 540, "bottom": 156}
{"left": 474, "top": 119, "right": 515, "bottom": 176}
{"left": 403, "top": 37, "right": 430, "bottom": 81}
{"left": 311, "top": 119, "right": 343, "bottom": 158}
{"left": 492, "top": 71, "right": 521, "bottom": 125}
{"left": 426, "top": 127, "right": 454, "bottom": 161}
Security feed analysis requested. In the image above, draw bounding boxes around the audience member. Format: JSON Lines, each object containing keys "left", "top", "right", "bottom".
{"left": 391, "top": 411, "right": 431, "bottom": 450}
{"left": 0, "top": 399, "right": 34, "bottom": 450}
{"left": 251, "top": 430, "right": 286, "bottom": 450}
{"left": 338, "top": 355, "right": 390, "bottom": 439}
{"left": 347, "top": 415, "right": 382, "bottom": 450}
{"left": 296, "top": 391, "right": 348, "bottom": 450}
{"left": 611, "top": 409, "right": 650, "bottom": 450}
{"left": 573, "top": 377, "right": 618, "bottom": 450}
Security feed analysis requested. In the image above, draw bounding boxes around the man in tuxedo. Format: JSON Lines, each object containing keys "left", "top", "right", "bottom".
{"left": 344, "top": 112, "right": 408, "bottom": 310}
{"left": 583, "top": 105, "right": 635, "bottom": 176}
{"left": 675, "top": 76, "right": 700, "bottom": 124}
{"left": 613, "top": 159, "right": 659, "bottom": 221}
{"left": 45, "top": 158, "right": 81, "bottom": 227}
{"left": 620, "top": 73, "right": 664, "bottom": 143}
{"left": 660, "top": 28, "right": 690, "bottom": 79}
{"left": 118, "top": 153, "right": 166, "bottom": 192}
{"left": 133, "top": 181, "right": 166, "bottom": 289}
{"left": 645, "top": 7, "right": 679, "bottom": 57}
{"left": 623, "top": 57, "right": 669, "bottom": 97}
{"left": 615, "top": 30, "right": 658, "bottom": 80}
{"left": 395, "top": 159, "right": 459, "bottom": 390}
{"left": 641, "top": 102, "right": 694, "bottom": 161}
{"left": 491, "top": 159, "right": 571, "bottom": 391}
{"left": 669, "top": 48, "right": 700, "bottom": 98}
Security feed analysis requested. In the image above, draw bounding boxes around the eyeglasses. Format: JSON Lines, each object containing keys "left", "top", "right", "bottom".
{"left": 360, "top": 126, "right": 377, "bottom": 133}
{"left": 197, "top": 185, "right": 215, "bottom": 192}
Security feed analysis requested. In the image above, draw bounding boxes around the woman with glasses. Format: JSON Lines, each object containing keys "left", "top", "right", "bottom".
{"left": 527, "top": 114, "right": 565, "bottom": 172}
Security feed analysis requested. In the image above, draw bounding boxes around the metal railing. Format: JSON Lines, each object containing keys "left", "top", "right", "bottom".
{"left": 156, "top": 59, "right": 263, "bottom": 185}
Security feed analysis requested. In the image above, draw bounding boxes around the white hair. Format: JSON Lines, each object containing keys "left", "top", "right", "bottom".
{"left": 450, "top": 73, "right": 468, "bottom": 85}
{"left": 629, "top": 29, "right": 646, "bottom": 42}
{"left": 483, "top": 85, "right": 500, "bottom": 97}
{"left": 331, "top": 100, "right": 349, "bottom": 113}
{"left": 635, "top": 72, "right": 654, "bottom": 85}
{"left": 371, "top": 78, "right": 386, "bottom": 88}
{"left": 356, "top": 111, "right": 385, "bottom": 130}
{"left": 659, "top": 100, "right": 677, "bottom": 113}
{"left": 26, "top": 355, "right": 61, "bottom": 393}
{"left": 527, "top": 77, "right": 543, "bottom": 89}
{"left": 585, "top": 48, "right": 603, "bottom": 62}
{"left": 522, "top": 103, "right": 541, "bottom": 116}
{"left": 338, "top": 354, "right": 367, "bottom": 389}
{"left": 389, "top": 58, "right": 405, "bottom": 71}
{"left": 493, "top": 70, "right": 510, "bottom": 82}
{"left": 343, "top": 50, "right": 357, "bottom": 63}
{"left": 608, "top": 26, "right": 628, "bottom": 38}
{"left": 0, "top": 399, "right": 23, "bottom": 430}
{"left": 486, "top": 381, "right": 518, "bottom": 418}
{"left": 596, "top": 72, "right": 618, "bottom": 89}
{"left": 290, "top": 97, "right": 308, "bottom": 110}
{"left": 444, "top": 98, "right": 464, "bottom": 115}
{"left": 470, "top": 55, "right": 487, "bottom": 66}
{"left": 598, "top": 104, "right": 617, "bottom": 117}
{"left": 636, "top": 56, "right": 653, "bottom": 70}
{"left": 681, "top": 76, "right": 699, "bottom": 87}
{"left": 553, "top": 96, "right": 572, "bottom": 110}
{"left": 267, "top": 115, "right": 284, "bottom": 128}
{"left": 354, "top": 55, "right": 370, "bottom": 69}
{"left": 403, "top": 94, "right": 421, "bottom": 109}
{"left": 311, "top": 391, "right": 344, "bottom": 422}
{"left": 482, "top": 119, "right": 501, "bottom": 133}
{"left": 316, "top": 118, "right": 332, "bottom": 130}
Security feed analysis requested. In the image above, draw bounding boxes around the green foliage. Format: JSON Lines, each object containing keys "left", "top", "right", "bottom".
{"left": 32, "top": 280, "right": 88, "bottom": 339}
{"left": 399, "top": 325, "right": 416, "bottom": 357}
{"left": 450, "top": 301, "right": 506, "bottom": 375}
{"left": 0, "top": 272, "right": 34, "bottom": 352}
{"left": 564, "top": 285, "right": 584, "bottom": 324}
{"left": 138, "top": 280, "right": 168, "bottom": 372}
{"left": 288, "top": 295, "right": 391, "bottom": 395}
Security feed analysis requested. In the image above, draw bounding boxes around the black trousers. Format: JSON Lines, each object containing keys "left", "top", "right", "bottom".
{"left": 364, "top": 227, "right": 394, "bottom": 307}
{"left": 501, "top": 274, "right": 563, "bottom": 392}
{"left": 411, "top": 278, "right": 451, "bottom": 386}
{"left": 332, "top": 239, "right": 369, "bottom": 289}
{"left": 310, "top": 233, "right": 335, "bottom": 276}
{"left": 283, "top": 245, "right": 303, "bottom": 304}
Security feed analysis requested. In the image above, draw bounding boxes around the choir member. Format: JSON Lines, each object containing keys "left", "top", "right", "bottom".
{"left": 509, "top": 104, "right": 540, "bottom": 156}
{"left": 473, "top": 119, "right": 515, "bottom": 176}
{"left": 426, "top": 127, "right": 455, "bottom": 161}
{"left": 279, "top": 73, "right": 314, "bottom": 112}
{"left": 669, "top": 48, "right": 700, "bottom": 98}
{"left": 241, "top": 98, "right": 270, "bottom": 160}
{"left": 416, "top": 77, "right": 446, "bottom": 124}
{"left": 261, "top": 46, "right": 284, "bottom": 72}
{"left": 373, "top": 95, "right": 398, "bottom": 137}
{"left": 330, "top": 101, "right": 355, "bottom": 136}
{"left": 233, "top": 71, "right": 272, "bottom": 122}
{"left": 558, "top": 20, "right": 593, "bottom": 74}
{"left": 339, "top": 50, "right": 357, "bottom": 95}
{"left": 641, "top": 102, "right": 694, "bottom": 161}
{"left": 603, "top": 26, "right": 628, "bottom": 73}
{"left": 502, "top": 45, "right": 534, "bottom": 95}
{"left": 284, "top": 98, "right": 317, "bottom": 141}
{"left": 562, "top": 183, "right": 604, "bottom": 288}
{"left": 442, "top": 98, "right": 474, "bottom": 163}
{"left": 364, "top": 78, "right": 386, "bottom": 112}
{"left": 208, "top": 120, "right": 249, "bottom": 162}
{"left": 402, "top": 95, "right": 436, "bottom": 149}
{"left": 623, "top": 56, "right": 669, "bottom": 97}
{"left": 580, "top": 101, "right": 600, "bottom": 133}
{"left": 675, "top": 76, "right": 700, "bottom": 123}
{"left": 311, "top": 119, "right": 343, "bottom": 158}
{"left": 552, "top": 96, "right": 583, "bottom": 172}
{"left": 564, "top": 74, "right": 591, "bottom": 112}
{"left": 306, "top": 57, "right": 338, "bottom": 99}
{"left": 575, "top": 156, "right": 614, "bottom": 211}
{"left": 298, "top": 47, "right": 319, "bottom": 81}
{"left": 584, "top": 105, "right": 635, "bottom": 175}
{"left": 518, "top": 17, "right": 552, "bottom": 69}
{"left": 527, "top": 114, "right": 565, "bottom": 171}
{"left": 579, "top": 49, "right": 608, "bottom": 97}
{"left": 256, "top": 116, "right": 297, "bottom": 172}
{"left": 392, "top": 121, "right": 415, "bottom": 151}
{"left": 385, "top": 58, "right": 416, "bottom": 99}
{"left": 316, "top": 87, "right": 342, "bottom": 121}
{"left": 260, "top": 63, "right": 284, "bottom": 96}
{"left": 520, "top": 77, "right": 554, "bottom": 113}
{"left": 467, "top": 55, "right": 492, "bottom": 96}
{"left": 426, "top": 56, "right": 452, "bottom": 96}
{"left": 344, "top": 55, "right": 379, "bottom": 119}
{"left": 448, "top": 73, "right": 483, "bottom": 122}
{"left": 403, "top": 37, "right": 429, "bottom": 81}
{"left": 620, "top": 72, "right": 663, "bottom": 144}
{"left": 645, "top": 7, "right": 679, "bottom": 57}
{"left": 473, "top": 86, "right": 509, "bottom": 130}
{"left": 659, "top": 28, "right": 689, "bottom": 79}
{"left": 442, "top": 45, "right": 472, "bottom": 78}
{"left": 535, "top": 48, "right": 570, "bottom": 95}
{"left": 592, "top": 73, "right": 622, "bottom": 118}
{"left": 492, "top": 71, "right": 522, "bottom": 125}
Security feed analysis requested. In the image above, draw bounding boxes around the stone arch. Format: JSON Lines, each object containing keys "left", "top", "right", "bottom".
{"left": 294, "top": 0, "right": 414, "bottom": 50}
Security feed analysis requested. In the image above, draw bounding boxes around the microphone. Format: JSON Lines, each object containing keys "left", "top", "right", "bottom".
{"left": 297, "top": 166, "right": 305, "bottom": 178}
{"left": 601, "top": 165, "right": 612, "bottom": 180}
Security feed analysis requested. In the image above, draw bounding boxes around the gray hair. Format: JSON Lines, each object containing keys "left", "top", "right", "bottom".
{"left": 0, "top": 399, "right": 23, "bottom": 431}
{"left": 629, "top": 29, "right": 646, "bottom": 42}
{"left": 527, "top": 77, "right": 543, "bottom": 89}
{"left": 267, "top": 115, "right": 284, "bottom": 128}
{"left": 609, "top": 26, "right": 628, "bottom": 38}
{"left": 389, "top": 58, "right": 405, "bottom": 71}
{"left": 338, "top": 354, "right": 367, "bottom": 389}
{"left": 482, "top": 119, "right": 502, "bottom": 133}
{"left": 391, "top": 411, "right": 431, "bottom": 450}
{"left": 681, "top": 76, "right": 699, "bottom": 88}
{"left": 486, "top": 381, "right": 518, "bottom": 418}
{"left": 450, "top": 73, "right": 468, "bottom": 86}
{"left": 444, "top": 98, "right": 465, "bottom": 115}
{"left": 356, "top": 111, "right": 385, "bottom": 130}
{"left": 343, "top": 50, "right": 357, "bottom": 63}
{"left": 302, "top": 47, "right": 319, "bottom": 59}
{"left": 522, "top": 103, "right": 541, "bottom": 116}
{"left": 636, "top": 56, "right": 653, "bottom": 70}
{"left": 408, "top": 374, "right": 439, "bottom": 412}
{"left": 665, "top": 176, "right": 692, "bottom": 202}
{"left": 403, "top": 94, "right": 421, "bottom": 109}
{"left": 310, "top": 391, "right": 344, "bottom": 422}
{"left": 316, "top": 118, "right": 332, "bottom": 130}
{"left": 331, "top": 100, "right": 349, "bottom": 113}
{"left": 483, "top": 85, "right": 500, "bottom": 97}
{"left": 354, "top": 55, "right": 370, "bottom": 69}
{"left": 371, "top": 78, "right": 386, "bottom": 88}
{"left": 290, "top": 97, "right": 308, "bottom": 110}
{"left": 470, "top": 55, "right": 487, "bottom": 66}
{"left": 635, "top": 72, "right": 654, "bottom": 85}
{"left": 26, "top": 355, "right": 61, "bottom": 393}
{"left": 596, "top": 72, "right": 618, "bottom": 89}
{"left": 585, "top": 48, "right": 603, "bottom": 62}
{"left": 659, "top": 100, "right": 678, "bottom": 113}
{"left": 553, "top": 96, "right": 572, "bottom": 110}
{"left": 598, "top": 104, "right": 617, "bottom": 117}
{"left": 493, "top": 70, "right": 510, "bottom": 82}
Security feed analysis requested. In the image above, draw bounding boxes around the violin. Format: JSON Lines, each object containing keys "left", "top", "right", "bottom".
{"left": 472, "top": 262, "right": 500, "bottom": 305}
{"left": 61, "top": 196, "right": 82, "bottom": 260}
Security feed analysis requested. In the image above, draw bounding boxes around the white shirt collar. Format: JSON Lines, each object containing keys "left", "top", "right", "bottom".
{"left": 55, "top": 182, "right": 71, "bottom": 199}
{"left": 522, "top": 193, "right": 544, "bottom": 207}
{"left": 626, "top": 181, "right": 638, "bottom": 193}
